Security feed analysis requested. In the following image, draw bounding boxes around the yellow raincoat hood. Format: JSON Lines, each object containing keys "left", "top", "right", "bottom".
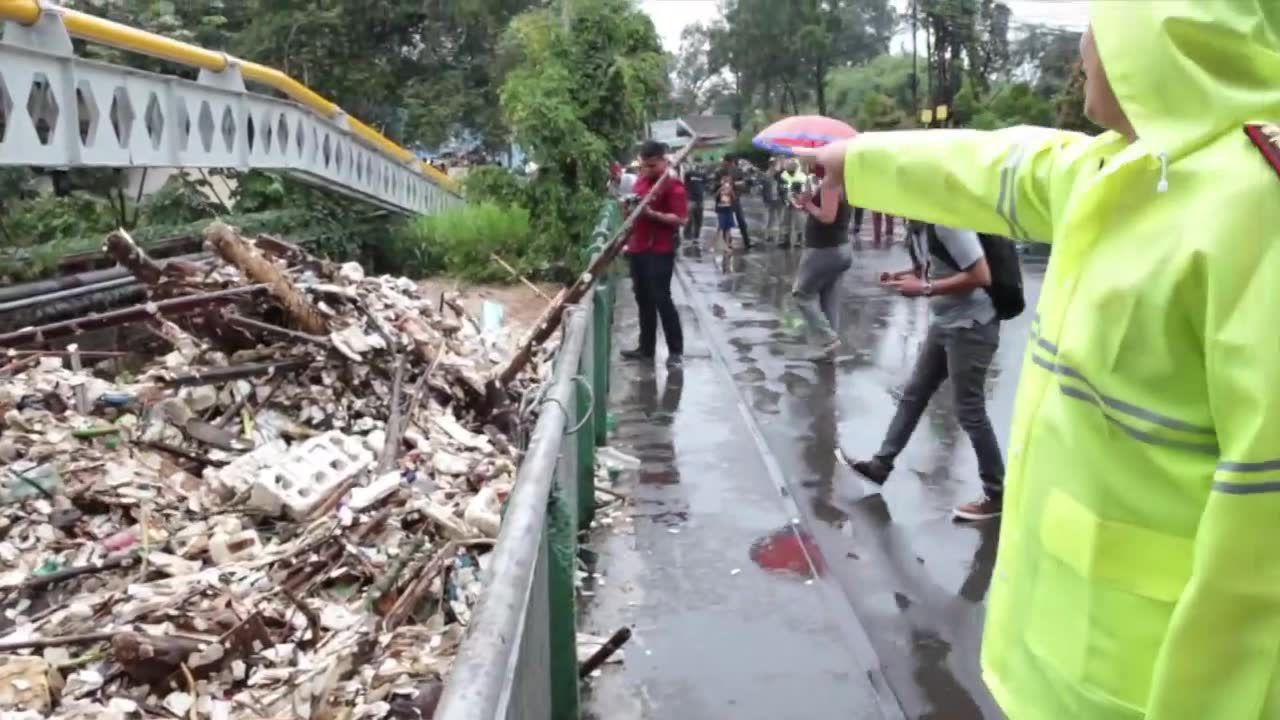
{"left": 1093, "top": 1, "right": 1280, "bottom": 161}
{"left": 838, "top": 1, "right": 1280, "bottom": 718}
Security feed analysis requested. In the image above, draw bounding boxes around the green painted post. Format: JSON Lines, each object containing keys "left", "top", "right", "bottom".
{"left": 575, "top": 316, "right": 597, "bottom": 529}
{"left": 592, "top": 286, "right": 612, "bottom": 445}
{"left": 546, "top": 489, "right": 579, "bottom": 720}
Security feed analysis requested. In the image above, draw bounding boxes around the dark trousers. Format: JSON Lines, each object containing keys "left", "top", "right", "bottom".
{"left": 629, "top": 252, "right": 683, "bottom": 356}
{"left": 684, "top": 201, "right": 704, "bottom": 240}
{"left": 732, "top": 201, "right": 751, "bottom": 247}
{"left": 874, "top": 320, "right": 1005, "bottom": 498}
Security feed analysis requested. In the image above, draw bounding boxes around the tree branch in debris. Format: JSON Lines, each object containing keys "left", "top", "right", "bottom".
{"left": 490, "top": 253, "right": 552, "bottom": 302}
{"left": 19, "top": 552, "right": 141, "bottom": 592}
{"left": 382, "top": 541, "right": 457, "bottom": 631}
{"left": 205, "top": 222, "right": 329, "bottom": 335}
{"left": 104, "top": 229, "right": 165, "bottom": 285}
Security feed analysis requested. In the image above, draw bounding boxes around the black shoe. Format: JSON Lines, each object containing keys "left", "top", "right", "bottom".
{"left": 666, "top": 353, "right": 683, "bottom": 369}
{"left": 621, "top": 348, "right": 654, "bottom": 362}
{"left": 850, "top": 458, "right": 891, "bottom": 485}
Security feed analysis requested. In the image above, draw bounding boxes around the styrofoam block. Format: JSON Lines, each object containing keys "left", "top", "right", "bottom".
{"left": 249, "top": 432, "right": 374, "bottom": 517}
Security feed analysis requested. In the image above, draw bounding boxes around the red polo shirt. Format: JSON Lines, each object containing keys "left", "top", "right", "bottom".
{"left": 626, "top": 174, "right": 688, "bottom": 255}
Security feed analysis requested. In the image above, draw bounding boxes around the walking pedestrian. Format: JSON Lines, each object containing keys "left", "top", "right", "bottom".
{"left": 762, "top": 158, "right": 786, "bottom": 243}
{"left": 716, "top": 155, "right": 753, "bottom": 249}
{"left": 845, "top": 224, "right": 1005, "bottom": 519}
{"left": 780, "top": 159, "right": 809, "bottom": 246}
{"left": 791, "top": 163, "right": 853, "bottom": 356}
{"left": 683, "top": 163, "right": 707, "bottom": 242}
{"left": 800, "top": 5, "right": 1280, "bottom": 718}
{"left": 871, "top": 211, "right": 896, "bottom": 248}
{"left": 621, "top": 140, "right": 687, "bottom": 369}
{"left": 714, "top": 175, "right": 738, "bottom": 253}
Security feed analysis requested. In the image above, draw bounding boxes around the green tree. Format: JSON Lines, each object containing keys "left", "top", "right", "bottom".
{"left": 64, "top": 0, "right": 536, "bottom": 150}
{"left": 705, "top": 0, "right": 894, "bottom": 122}
{"left": 497, "top": 0, "right": 665, "bottom": 246}
{"left": 827, "top": 53, "right": 916, "bottom": 127}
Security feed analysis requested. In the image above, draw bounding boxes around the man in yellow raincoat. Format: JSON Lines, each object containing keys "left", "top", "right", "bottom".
{"left": 805, "top": 2, "right": 1280, "bottom": 718}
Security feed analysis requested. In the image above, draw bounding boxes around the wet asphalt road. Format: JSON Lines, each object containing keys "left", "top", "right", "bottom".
{"left": 583, "top": 203, "right": 1047, "bottom": 720}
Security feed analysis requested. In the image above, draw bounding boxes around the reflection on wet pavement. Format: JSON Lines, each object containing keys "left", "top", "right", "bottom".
{"left": 675, "top": 229, "right": 1046, "bottom": 720}
{"left": 584, "top": 197, "right": 1044, "bottom": 718}
{"left": 583, "top": 267, "right": 896, "bottom": 719}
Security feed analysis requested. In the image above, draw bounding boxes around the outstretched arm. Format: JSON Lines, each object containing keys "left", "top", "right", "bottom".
{"left": 799, "top": 127, "right": 1086, "bottom": 244}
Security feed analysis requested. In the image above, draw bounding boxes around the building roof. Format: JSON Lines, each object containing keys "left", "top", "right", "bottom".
{"left": 681, "top": 115, "right": 735, "bottom": 142}
{"left": 648, "top": 114, "right": 736, "bottom": 149}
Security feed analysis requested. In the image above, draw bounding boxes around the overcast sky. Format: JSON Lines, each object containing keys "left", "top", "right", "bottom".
{"left": 640, "top": 0, "right": 1090, "bottom": 54}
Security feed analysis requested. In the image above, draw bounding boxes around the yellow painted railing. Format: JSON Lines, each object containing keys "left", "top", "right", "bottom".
{"left": 0, "top": 0, "right": 460, "bottom": 194}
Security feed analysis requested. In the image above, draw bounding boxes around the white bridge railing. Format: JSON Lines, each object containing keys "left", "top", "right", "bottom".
{"left": 0, "top": 5, "right": 462, "bottom": 215}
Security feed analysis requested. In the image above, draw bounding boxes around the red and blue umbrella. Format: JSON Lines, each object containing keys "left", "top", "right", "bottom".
{"left": 753, "top": 115, "right": 858, "bottom": 155}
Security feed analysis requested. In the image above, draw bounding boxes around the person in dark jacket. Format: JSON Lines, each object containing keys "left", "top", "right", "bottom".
{"left": 683, "top": 164, "right": 707, "bottom": 241}
{"left": 621, "top": 140, "right": 688, "bottom": 368}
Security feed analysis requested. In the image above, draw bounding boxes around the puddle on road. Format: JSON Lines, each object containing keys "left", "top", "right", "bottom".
{"left": 676, "top": 244, "right": 1043, "bottom": 719}
{"left": 748, "top": 524, "right": 827, "bottom": 580}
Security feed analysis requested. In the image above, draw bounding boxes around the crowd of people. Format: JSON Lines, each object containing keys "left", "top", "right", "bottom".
{"left": 617, "top": 139, "right": 1008, "bottom": 521}
{"left": 621, "top": 6, "right": 1280, "bottom": 718}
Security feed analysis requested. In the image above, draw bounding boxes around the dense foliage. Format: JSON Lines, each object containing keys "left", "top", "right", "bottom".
{"left": 485, "top": 0, "right": 665, "bottom": 248}
{"left": 387, "top": 203, "right": 541, "bottom": 283}
{"left": 675, "top": 0, "right": 1096, "bottom": 137}
{"left": 2, "top": 0, "right": 661, "bottom": 284}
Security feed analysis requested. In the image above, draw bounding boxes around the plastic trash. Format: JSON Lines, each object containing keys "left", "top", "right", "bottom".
{"left": 1, "top": 464, "right": 61, "bottom": 504}
{"left": 597, "top": 446, "right": 641, "bottom": 472}
{"left": 481, "top": 301, "right": 506, "bottom": 336}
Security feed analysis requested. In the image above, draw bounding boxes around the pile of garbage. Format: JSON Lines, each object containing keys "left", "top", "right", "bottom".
{"left": 0, "top": 223, "right": 552, "bottom": 718}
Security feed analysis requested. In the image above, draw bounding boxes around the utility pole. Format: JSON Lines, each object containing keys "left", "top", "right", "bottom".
{"left": 911, "top": 0, "right": 919, "bottom": 112}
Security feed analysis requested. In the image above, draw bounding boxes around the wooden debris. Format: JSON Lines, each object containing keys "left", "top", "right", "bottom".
{"left": 0, "top": 218, "right": 543, "bottom": 719}
{"left": 491, "top": 253, "right": 553, "bottom": 302}
{"left": 205, "top": 222, "right": 329, "bottom": 335}
{"left": 103, "top": 228, "right": 166, "bottom": 285}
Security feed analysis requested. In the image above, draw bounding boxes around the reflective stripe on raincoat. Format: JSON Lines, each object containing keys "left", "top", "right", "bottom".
{"left": 841, "top": 2, "right": 1280, "bottom": 718}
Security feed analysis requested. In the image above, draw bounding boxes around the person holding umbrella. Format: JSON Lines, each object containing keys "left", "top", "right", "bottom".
{"left": 802, "top": 4, "right": 1280, "bottom": 719}
{"left": 755, "top": 116, "right": 858, "bottom": 248}
{"left": 755, "top": 116, "right": 859, "bottom": 353}
{"left": 790, "top": 162, "right": 853, "bottom": 356}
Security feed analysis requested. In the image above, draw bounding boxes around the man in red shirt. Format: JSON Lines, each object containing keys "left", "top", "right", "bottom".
{"left": 622, "top": 140, "right": 688, "bottom": 368}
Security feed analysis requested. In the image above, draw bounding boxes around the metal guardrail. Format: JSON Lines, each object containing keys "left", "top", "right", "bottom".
{"left": 437, "top": 203, "right": 619, "bottom": 720}
{"left": 0, "top": 0, "right": 462, "bottom": 214}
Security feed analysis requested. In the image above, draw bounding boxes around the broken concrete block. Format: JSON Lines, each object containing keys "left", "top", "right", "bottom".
{"left": 0, "top": 655, "right": 54, "bottom": 712}
{"left": 249, "top": 432, "right": 374, "bottom": 517}
{"left": 209, "top": 530, "right": 263, "bottom": 565}
{"left": 347, "top": 471, "right": 402, "bottom": 512}
{"left": 432, "top": 450, "right": 471, "bottom": 476}
{"left": 207, "top": 439, "right": 288, "bottom": 495}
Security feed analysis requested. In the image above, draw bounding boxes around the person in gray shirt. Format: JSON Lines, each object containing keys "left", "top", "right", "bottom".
{"left": 844, "top": 224, "right": 1005, "bottom": 521}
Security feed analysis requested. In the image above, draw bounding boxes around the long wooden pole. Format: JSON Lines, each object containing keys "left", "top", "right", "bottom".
{"left": 494, "top": 140, "right": 697, "bottom": 388}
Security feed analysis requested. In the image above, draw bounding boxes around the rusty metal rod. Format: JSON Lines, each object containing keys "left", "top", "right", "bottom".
{"left": 0, "top": 284, "right": 267, "bottom": 347}
{"left": 578, "top": 626, "right": 633, "bottom": 678}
